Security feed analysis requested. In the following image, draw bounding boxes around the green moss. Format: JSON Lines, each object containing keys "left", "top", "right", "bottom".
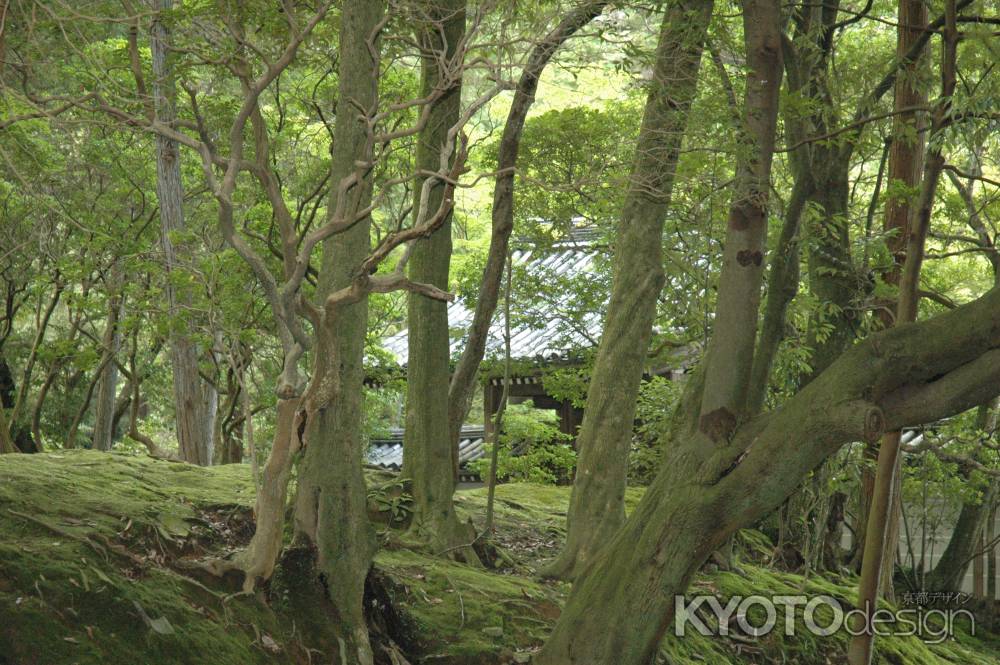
{"left": 2, "top": 454, "right": 998, "bottom": 665}
{"left": 0, "top": 451, "right": 291, "bottom": 665}
{"left": 376, "top": 548, "right": 560, "bottom": 660}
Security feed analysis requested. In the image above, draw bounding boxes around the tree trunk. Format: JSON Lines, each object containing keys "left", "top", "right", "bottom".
{"left": 536, "top": 273, "right": 1000, "bottom": 665}
{"left": 288, "top": 2, "right": 383, "bottom": 661}
{"left": 542, "top": 0, "right": 713, "bottom": 580}
{"left": 0, "top": 399, "right": 15, "bottom": 454}
{"left": 988, "top": 501, "right": 997, "bottom": 600}
{"left": 93, "top": 277, "right": 125, "bottom": 451}
{"left": 849, "top": 2, "right": 954, "bottom": 661}
{"left": 853, "top": 0, "right": 929, "bottom": 573}
{"left": 695, "top": 0, "right": 783, "bottom": 442}
{"left": 150, "top": 0, "right": 211, "bottom": 466}
{"left": 236, "top": 396, "right": 301, "bottom": 589}
{"left": 536, "top": 0, "right": 787, "bottom": 658}
{"left": 447, "top": 0, "right": 609, "bottom": 460}
{"left": 402, "top": 0, "right": 476, "bottom": 556}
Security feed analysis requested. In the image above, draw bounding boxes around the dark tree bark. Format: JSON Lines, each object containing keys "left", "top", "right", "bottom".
{"left": 542, "top": 0, "right": 714, "bottom": 581}
{"left": 853, "top": 0, "right": 929, "bottom": 577}
{"left": 150, "top": 0, "right": 212, "bottom": 466}
{"left": 849, "top": 2, "right": 955, "bottom": 660}
{"left": 401, "top": 0, "right": 474, "bottom": 555}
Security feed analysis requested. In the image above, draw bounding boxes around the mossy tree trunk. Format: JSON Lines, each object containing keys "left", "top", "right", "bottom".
{"left": 541, "top": 0, "right": 714, "bottom": 581}
{"left": 150, "top": 0, "right": 212, "bottom": 466}
{"left": 0, "top": 397, "right": 15, "bottom": 454}
{"left": 537, "top": 0, "right": 787, "bottom": 659}
{"left": 536, "top": 273, "right": 1000, "bottom": 665}
{"left": 402, "top": 0, "right": 476, "bottom": 556}
{"left": 289, "top": 1, "right": 384, "bottom": 661}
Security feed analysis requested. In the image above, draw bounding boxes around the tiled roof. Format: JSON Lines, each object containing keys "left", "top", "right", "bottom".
{"left": 381, "top": 245, "right": 605, "bottom": 364}
{"left": 367, "top": 425, "right": 488, "bottom": 476}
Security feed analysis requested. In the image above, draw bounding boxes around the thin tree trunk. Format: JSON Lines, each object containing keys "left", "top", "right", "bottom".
{"left": 447, "top": 0, "right": 609, "bottom": 456}
{"left": 988, "top": 501, "right": 997, "bottom": 600}
{"left": 542, "top": 0, "right": 714, "bottom": 580}
{"left": 65, "top": 354, "right": 114, "bottom": 450}
{"left": 849, "top": 2, "right": 955, "bottom": 662}
{"left": 973, "top": 532, "right": 986, "bottom": 598}
{"left": 235, "top": 396, "right": 301, "bottom": 588}
{"left": 93, "top": 275, "right": 125, "bottom": 451}
{"left": 8, "top": 276, "right": 62, "bottom": 439}
{"left": 853, "top": 0, "right": 929, "bottom": 573}
{"left": 484, "top": 253, "right": 512, "bottom": 534}
{"left": 402, "top": 0, "right": 476, "bottom": 556}
{"left": 150, "top": 0, "right": 210, "bottom": 466}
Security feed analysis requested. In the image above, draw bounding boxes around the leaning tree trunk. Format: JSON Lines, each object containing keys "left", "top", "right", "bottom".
{"left": 234, "top": 396, "right": 301, "bottom": 589}
{"left": 541, "top": 0, "right": 714, "bottom": 581}
{"left": 535, "top": 273, "right": 1000, "bottom": 665}
{"left": 402, "top": 0, "right": 476, "bottom": 556}
{"left": 447, "top": 0, "right": 610, "bottom": 462}
{"left": 536, "top": 0, "right": 785, "bottom": 658}
{"left": 150, "top": 0, "right": 211, "bottom": 466}
{"left": 289, "top": 1, "right": 383, "bottom": 661}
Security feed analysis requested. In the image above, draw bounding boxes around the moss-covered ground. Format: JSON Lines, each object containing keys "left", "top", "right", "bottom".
{"left": 1, "top": 451, "right": 997, "bottom": 664}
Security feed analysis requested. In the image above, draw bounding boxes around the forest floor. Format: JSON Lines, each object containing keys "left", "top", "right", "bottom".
{"left": 0, "top": 450, "right": 998, "bottom": 664}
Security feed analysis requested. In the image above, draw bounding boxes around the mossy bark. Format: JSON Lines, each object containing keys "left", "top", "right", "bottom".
{"left": 401, "top": 0, "right": 477, "bottom": 557}
{"left": 288, "top": 1, "right": 384, "bottom": 662}
{"left": 541, "top": 0, "right": 713, "bottom": 581}
{"left": 237, "top": 396, "right": 301, "bottom": 589}
{"left": 537, "top": 280, "right": 1000, "bottom": 664}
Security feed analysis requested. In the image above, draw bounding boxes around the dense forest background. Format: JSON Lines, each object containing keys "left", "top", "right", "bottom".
{"left": 1, "top": 0, "right": 1000, "bottom": 663}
